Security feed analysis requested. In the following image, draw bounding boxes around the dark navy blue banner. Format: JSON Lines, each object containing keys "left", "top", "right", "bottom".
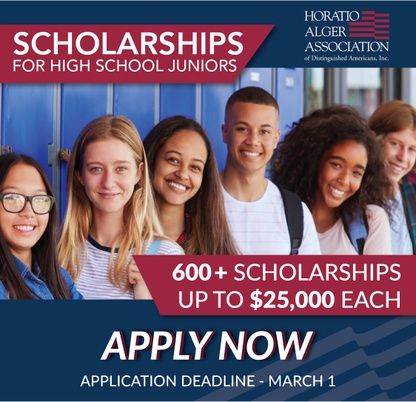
{"left": 0, "top": 1, "right": 411, "bottom": 67}
{"left": 1, "top": 302, "right": 415, "bottom": 401}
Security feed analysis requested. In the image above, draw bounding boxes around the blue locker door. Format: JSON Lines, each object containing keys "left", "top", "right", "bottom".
{"left": 201, "top": 83, "right": 235, "bottom": 173}
{"left": 239, "top": 68, "right": 273, "bottom": 92}
{"left": 275, "top": 68, "right": 304, "bottom": 140}
{"left": 59, "top": 84, "right": 109, "bottom": 220}
{"left": 113, "top": 83, "right": 156, "bottom": 140}
{"left": 159, "top": 84, "right": 197, "bottom": 123}
{"left": 2, "top": 84, "right": 55, "bottom": 184}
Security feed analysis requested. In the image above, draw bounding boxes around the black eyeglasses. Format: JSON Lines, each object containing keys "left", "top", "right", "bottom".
{"left": 0, "top": 193, "right": 55, "bottom": 215}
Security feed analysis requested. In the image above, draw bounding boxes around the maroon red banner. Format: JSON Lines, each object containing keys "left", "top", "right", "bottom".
{"left": 133, "top": 255, "right": 415, "bottom": 316}
{"left": 0, "top": 24, "right": 273, "bottom": 83}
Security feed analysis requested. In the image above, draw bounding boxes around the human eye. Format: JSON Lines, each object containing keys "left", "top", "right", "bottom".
{"left": 235, "top": 125, "right": 248, "bottom": 133}
{"left": 167, "top": 156, "right": 180, "bottom": 164}
{"left": 89, "top": 166, "right": 102, "bottom": 173}
{"left": 116, "top": 166, "right": 128, "bottom": 172}
{"left": 260, "top": 129, "right": 271, "bottom": 135}
{"left": 4, "top": 193, "right": 21, "bottom": 201}
{"left": 191, "top": 164, "right": 203, "bottom": 172}
{"left": 330, "top": 162, "right": 341, "bottom": 169}
{"left": 353, "top": 170, "right": 364, "bottom": 178}
{"left": 409, "top": 147, "right": 416, "bottom": 154}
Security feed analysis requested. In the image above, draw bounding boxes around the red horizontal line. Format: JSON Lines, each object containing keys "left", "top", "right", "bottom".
{"left": 375, "top": 36, "right": 390, "bottom": 40}
{"left": 362, "top": 10, "right": 375, "bottom": 14}
{"left": 350, "top": 27, "right": 375, "bottom": 32}
{"left": 375, "top": 30, "right": 390, "bottom": 34}
{"left": 375, "top": 19, "right": 390, "bottom": 23}
{"left": 375, "top": 24, "right": 390, "bottom": 28}
{"left": 349, "top": 33, "right": 375, "bottom": 37}
{"left": 375, "top": 13, "right": 390, "bottom": 17}
{"left": 350, "top": 21, "right": 375, "bottom": 25}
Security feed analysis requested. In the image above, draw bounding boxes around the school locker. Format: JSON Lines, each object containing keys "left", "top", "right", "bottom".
{"left": 0, "top": 68, "right": 304, "bottom": 220}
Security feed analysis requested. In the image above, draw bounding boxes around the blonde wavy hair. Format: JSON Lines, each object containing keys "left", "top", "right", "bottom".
{"left": 58, "top": 115, "right": 165, "bottom": 288}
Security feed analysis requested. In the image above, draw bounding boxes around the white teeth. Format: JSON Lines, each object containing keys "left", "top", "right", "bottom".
{"left": 14, "top": 225, "right": 35, "bottom": 231}
{"left": 390, "top": 164, "right": 405, "bottom": 173}
{"left": 330, "top": 186, "right": 346, "bottom": 196}
{"left": 168, "top": 181, "right": 187, "bottom": 191}
{"left": 242, "top": 151, "right": 260, "bottom": 157}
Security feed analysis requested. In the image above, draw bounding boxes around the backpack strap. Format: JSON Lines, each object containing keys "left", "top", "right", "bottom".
{"left": 343, "top": 208, "right": 368, "bottom": 255}
{"left": 277, "top": 185, "right": 304, "bottom": 255}
{"left": 146, "top": 239, "right": 162, "bottom": 255}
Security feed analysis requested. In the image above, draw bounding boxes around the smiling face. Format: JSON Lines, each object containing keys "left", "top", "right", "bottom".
{"left": 79, "top": 138, "right": 142, "bottom": 219}
{"left": 315, "top": 140, "right": 368, "bottom": 210}
{"left": 222, "top": 102, "right": 280, "bottom": 175}
{"left": 0, "top": 163, "right": 49, "bottom": 265}
{"left": 152, "top": 129, "right": 208, "bottom": 208}
{"left": 381, "top": 129, "right": 416, "bottom": 190}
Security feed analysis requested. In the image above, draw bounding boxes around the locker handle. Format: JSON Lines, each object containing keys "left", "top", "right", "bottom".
{"left": 59, "top": 148, "right": 71, "bottom": 162}
{"left": 1, "top": 145, "right": 12, "bottom": 155}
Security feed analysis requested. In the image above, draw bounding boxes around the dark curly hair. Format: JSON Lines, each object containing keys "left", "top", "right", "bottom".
{"left": 271, "top": 104, "right": 393, "bottom": 223}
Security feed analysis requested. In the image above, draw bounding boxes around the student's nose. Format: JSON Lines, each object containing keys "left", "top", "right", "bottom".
{"left": 101, "top": 171, "right": 115, "bottom": 189}
{"left": 395, "top": 145, "right": 408, "bottom": 162}
{"left": 19, "top": 199, "right": 35, "bottom": 218}
{"left": 245, "top": 130, "right": 260, "bottom": 146}
{"left": 337, "top": 170, "right": 350, "bottom": 186}
{"left": 175, "top": 165, "right": 189, "bottom": 180}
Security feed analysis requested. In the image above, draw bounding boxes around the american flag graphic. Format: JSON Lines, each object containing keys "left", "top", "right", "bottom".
{"left": 349, "top": 10, "right": 390, "bottom": 40}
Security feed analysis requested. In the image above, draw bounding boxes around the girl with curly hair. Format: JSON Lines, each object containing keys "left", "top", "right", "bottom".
{"left": 271, "top": 104, "right": 394, "bottom": 255}
{"left": 144, "top": 115, "right": 238, "bottom": 255}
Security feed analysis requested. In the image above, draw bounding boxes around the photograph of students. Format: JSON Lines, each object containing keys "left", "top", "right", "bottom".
{"left": 369, "top": 99, "right": 416, "bottom": 254}
{"left": 0, "top": 153, "right": 83, "bottom": 299}
{"left": 58, "top": 115, "right": 183, "bottom": 300}
{"left": 219, "top": 86, "right": 321, "bottom": 255}
{"left": 144, "top": 115, "right": 239, "bottom": 255}
{"left": 271, "top": 104, "right": 394, "bottom": 255}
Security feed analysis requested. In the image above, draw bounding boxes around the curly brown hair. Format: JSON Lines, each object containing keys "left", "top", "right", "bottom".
{"left": 271, "top": 104, "right": 394, "bottom": 223}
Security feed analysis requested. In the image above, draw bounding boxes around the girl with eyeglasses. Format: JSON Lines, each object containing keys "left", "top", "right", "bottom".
{"left": 0, "top": 153, "right": 83, "bottom": 299}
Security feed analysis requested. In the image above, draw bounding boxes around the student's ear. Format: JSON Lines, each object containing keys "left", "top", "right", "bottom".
{"left": 75, "top": 170, "right": 84, "bottom": 186}
{"left": 221, "top": 124, "right": 228, "bottom": 143}
{"left": 135, "top": 162, "right": 144, "bottom": 184}
{"left": 274, "top": 129, "right": 281, "bottom": 149}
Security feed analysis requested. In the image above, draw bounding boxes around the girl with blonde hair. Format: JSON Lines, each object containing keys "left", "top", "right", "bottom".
{"left": 58, "top": 115, "right": 183, "bottom": 300}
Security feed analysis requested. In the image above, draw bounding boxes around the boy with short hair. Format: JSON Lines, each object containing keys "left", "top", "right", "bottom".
{"left": 220, "top": 86, "right": 321, "bottom": 254}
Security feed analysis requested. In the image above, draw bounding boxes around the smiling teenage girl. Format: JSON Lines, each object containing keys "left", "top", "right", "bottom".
{"left": 58, "top": 115, "right": 183, "bottom": 300}
{"left": 0, "top": 153, "right": 82, "bottom": 299}
{"left": 369, "top": 100, "right": 416, "bottom": 254}
{"left": 272, "top": 105, "right": 394, "bottom": 255}
{"left": 144, "top": 115, "right": 238, "bottom": 255}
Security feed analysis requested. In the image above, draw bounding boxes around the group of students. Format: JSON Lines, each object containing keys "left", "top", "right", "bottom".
{"left": 1, "top": 86, "right": 415, "bottom": 300}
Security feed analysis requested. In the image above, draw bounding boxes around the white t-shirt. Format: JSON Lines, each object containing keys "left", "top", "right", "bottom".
{"left": 389, "top": 191, "right": 413, "bottom": 255}
{"left": 318, "top": 204, "right": 392, "bottom": 255}
{"left": 76, "top": 236, "right": 184, "bottom": 299}
{"left": 222, "top": 180, "right": 321, "bottom": 255}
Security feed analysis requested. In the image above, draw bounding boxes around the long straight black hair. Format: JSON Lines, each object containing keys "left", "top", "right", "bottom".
{"left": 0, "top": 153, "right": 70, "bottom": 299}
